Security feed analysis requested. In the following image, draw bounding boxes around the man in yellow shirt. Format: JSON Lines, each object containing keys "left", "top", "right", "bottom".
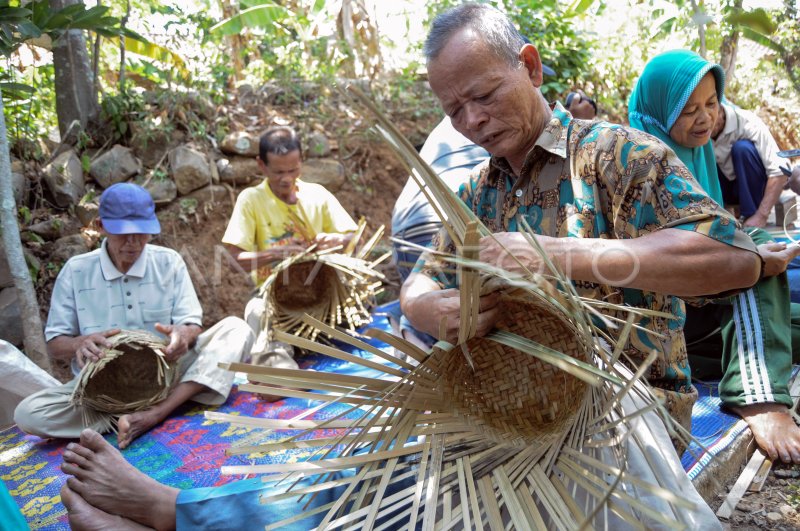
{"left": 222, "top": 126, "right": 357, "bottom": 382}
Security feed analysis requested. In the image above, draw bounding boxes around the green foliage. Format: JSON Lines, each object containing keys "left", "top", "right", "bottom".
{"left": 210, "top": 3, "right": 289, "bottom": 36}
{"left": 80, "top": 154, "right": 91, "bottom": 173}
{"left": 101, "top": 89, "right": 145, "bottom": 140}
{"left": 17, "top": 205, "right": 30, "bottom": 224}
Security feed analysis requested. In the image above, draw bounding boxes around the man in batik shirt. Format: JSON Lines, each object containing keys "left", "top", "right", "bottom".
{"left": 401, "top": 3, "right": 762, "bottom": 432}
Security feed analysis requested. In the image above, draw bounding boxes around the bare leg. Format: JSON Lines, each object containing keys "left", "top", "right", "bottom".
{"left": 61, "top": 482, "right": 152, "bottom": 531}
{"left": 117, "top": 382, "right": 205, "bottom": 449}
{"left": 732, "top": 403, "right": 800, "bottom": 463}
{"left": 61, "top": 429, "right": 179, "bottom": 531}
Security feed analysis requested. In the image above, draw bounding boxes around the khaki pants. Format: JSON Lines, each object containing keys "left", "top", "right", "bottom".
{"left": 14, "top": 317, "right": 254, "bottom": 439}
{"left": 243, "top": 296, "right": 297, "bottom": 369}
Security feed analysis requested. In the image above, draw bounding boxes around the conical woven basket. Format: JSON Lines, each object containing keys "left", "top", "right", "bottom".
{"left": 434, "top": 288, "right": 591, "bottom": 447}
{"left": 71, "top": 329, "right": 175, "bottom": 414}
{"left": 259, "top": 221, "right": 387, "bottom": 342}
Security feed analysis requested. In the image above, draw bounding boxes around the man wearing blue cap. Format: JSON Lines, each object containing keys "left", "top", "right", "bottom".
{"left": 14, "top": 183, "right": 255, "bottom": 449}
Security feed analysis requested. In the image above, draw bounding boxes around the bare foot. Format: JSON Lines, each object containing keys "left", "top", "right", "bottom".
{"left": 117, "top": 410, "right": 161, "bottom": 449}
{"left": 732, "top": 403, "right": 800, "bottom": 463}
{"left": 247, "top": 378, "right": 287, "bottom": 402}
{"left": 61, "top": 429, "right": 178, "bottom": 530}
{"left": 61, "top": 482, "right": 151, "bottom": 530}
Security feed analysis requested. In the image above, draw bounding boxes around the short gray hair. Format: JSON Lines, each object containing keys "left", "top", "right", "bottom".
{"left": 424, "top": 3, "right": 525, "bottom": 67}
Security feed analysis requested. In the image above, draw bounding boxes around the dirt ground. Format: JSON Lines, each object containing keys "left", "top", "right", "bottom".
{"left": 715, "top": 461, "right": 800, "bottom": 530}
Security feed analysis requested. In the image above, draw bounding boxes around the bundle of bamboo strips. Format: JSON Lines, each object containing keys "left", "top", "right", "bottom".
{"left": 206, "top": 86, "right": 699, "bottom": 529}
{"left": 259, "top": 217, "right": 388, "bottom": 342}
{"left": 71, "top": 329, "right": 174, "bottom": 431}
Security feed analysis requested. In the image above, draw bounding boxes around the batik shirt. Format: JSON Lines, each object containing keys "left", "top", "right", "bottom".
{"left": 419, "top": 104, "right": 757, "bottom": 401}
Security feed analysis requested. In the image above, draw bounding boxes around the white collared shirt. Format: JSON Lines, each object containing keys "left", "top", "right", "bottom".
{"left": 713, "top": 103, "right": 783, "bottom": 181}
{"left": 45, "top": 240, "right": 203, "bottom": 341}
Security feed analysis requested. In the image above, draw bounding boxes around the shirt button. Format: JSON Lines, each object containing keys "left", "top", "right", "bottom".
{"left": 127, "top": 305, "right": 132, "bottom": 310}
{"left": 126, "top": 292, "right": 131, "bottom": 296}
{"left": 123, "top": 278, "right": 128, "bottom": 283}
{"left": 515, "top": 189, "right": 523, "bottom": 198}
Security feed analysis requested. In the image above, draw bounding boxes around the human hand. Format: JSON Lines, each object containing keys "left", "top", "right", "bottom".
{"left": 75, "top": 329, "right": 120, "bottom": 368}
{"left": 757, "top": 241, "right": 800, "bottom": 278}
{"left": 313, "top": 232, "right": 348, "bottom": 250}
{"left": 743, "top": 212, "right": 768, "bottom": 228}
{"left": 407, "top": 288, "right": 501, "bottom": 344}
{"left": 566, "top": 90, "right": 597, "bottom": 120}
{"left": 154, "top": 323, "right": 199, "bottom": 362}
{"left": 789, "top": 165, "right": 800, "bottom": 195}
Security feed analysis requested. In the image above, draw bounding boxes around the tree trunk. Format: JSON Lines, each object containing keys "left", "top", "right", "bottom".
{"left": 219, "top": 0, "right": 245, "bottom": 85}
{"left": 0, "top": 97, "right": 51, "bottom": 373}
{"left": 689, "top": 0, "right": 707, "bottom": 58}
{"left": 720, "top": 31, "right": 739, "bottom": 84}
{"left": 720, "top": 0, "right": 742, "bottom": 87}
{"left": 50, "top": 0, "right": 100, "bottom": 138}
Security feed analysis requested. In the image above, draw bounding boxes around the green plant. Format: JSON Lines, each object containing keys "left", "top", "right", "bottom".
{"left": 101, "top": 88, "right": 145, "bottom": 140}
{"left": 178, "top": 197, "right": 199, "bottom": 224}
{"left": 17, "top": 205, "right": 31, "bottom": 224}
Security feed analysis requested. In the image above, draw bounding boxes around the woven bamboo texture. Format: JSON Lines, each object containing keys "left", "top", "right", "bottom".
{"left": 71, "top": 329, "right": 174, "bottom": 414}
{"left": 259, "top": 220, "right": 387, "bottom": 342}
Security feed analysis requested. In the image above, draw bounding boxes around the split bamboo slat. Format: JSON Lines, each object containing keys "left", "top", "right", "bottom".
{"left": 260, "top": 216, "right": 388, "bottom": 342}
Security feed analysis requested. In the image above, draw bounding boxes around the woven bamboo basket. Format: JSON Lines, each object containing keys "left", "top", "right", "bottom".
{"left": 71, "top": 329, "right": 175, "bottom": 414}
{"left": 259, "top": 218, "right": 387, "bottom": 342}
{"left": 434, "top": 289, "right": 591, "bottom": 447}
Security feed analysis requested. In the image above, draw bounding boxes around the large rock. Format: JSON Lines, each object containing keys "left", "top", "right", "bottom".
{"left": 220, "top": 131, "right": 259, "bottom": 157}
{"left": 301, "top": 158, "right": 345, "bottom": 191}
{"left": 306, "top": 132, "right": 331, "bottom": 158}
{"left": 26, "top": 215, "right": 81, "bottom": 241}
{"left": 217, "top": 156, "right": 261, "bottom": 185}
{"left": 0, "top": 288, "right": 22, "bottom": 346}
{"left": 89, "top": 145, "right": 141, "bottom": 188}
{"left": 170, "top": 146, "right": 212, "bottom": 195}
{"left": 42, "top": 150, "right": 84, "bottom": 208}
{"left": 75, "top": 200, "right": 99, "bottom": 227}
{"left": 51, "top": 234, "right": 89, "bottom": 264}
{"left": 145, "top": 178, "right": 178, "bottom": 206}
{"left": 187, "top": 184, "right": 231, "bottom": 205}
{"left": 11, "top": 171, "right": 26, "bottom": 205}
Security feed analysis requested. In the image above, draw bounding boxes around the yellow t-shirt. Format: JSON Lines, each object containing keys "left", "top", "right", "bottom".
{"left": 222, "top": 179, "right": 358, "bottom": 284}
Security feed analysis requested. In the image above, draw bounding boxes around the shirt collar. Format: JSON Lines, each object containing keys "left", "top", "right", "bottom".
{"left": 490, "top": 102, "right": 570, "bottom": 179}
{"left": 720, "top": 103, "right": 736, "bottom": 137}
{"left": 100, "top": 239, "right": 148, "bottom": 280}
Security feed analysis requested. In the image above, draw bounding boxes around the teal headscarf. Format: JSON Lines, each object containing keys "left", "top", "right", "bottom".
{"left": 628, "top": 49, "right": 725, "bottom": 204}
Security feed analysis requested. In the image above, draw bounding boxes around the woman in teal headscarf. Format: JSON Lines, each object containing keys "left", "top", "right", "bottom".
{"left": 630, "top": 49, "right": 800, "bottom": 464}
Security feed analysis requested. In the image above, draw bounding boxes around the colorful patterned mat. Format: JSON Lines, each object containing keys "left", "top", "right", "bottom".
{"left": 0, "top": 304, "right": 399, "bottom": 531}
{"left": 1, "top": 300, "right": 753, "bottom": 529}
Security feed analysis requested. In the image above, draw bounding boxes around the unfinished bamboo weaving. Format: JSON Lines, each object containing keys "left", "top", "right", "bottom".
{"left": 71, "top": 329, "right": 175, "bottom": 415}
{"left": 206, "top": 87, "right": 701, "bottom": 529}
{"left": 259, "top": 217, "right": 387, "bottom": 342}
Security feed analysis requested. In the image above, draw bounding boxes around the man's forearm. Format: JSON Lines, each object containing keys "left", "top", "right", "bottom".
{"left": 47, "top": 336, "right": 80, "bottom": 361}
{"left": 756, "top": 176, "right": 788, "bottom": 218}
{"left": 553, "top": 229, "right": 760, "bottom": 296}
{"left": 225, "top": 244, "right": 288, "bottom": 272}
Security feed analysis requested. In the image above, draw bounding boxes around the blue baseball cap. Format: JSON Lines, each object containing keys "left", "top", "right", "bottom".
{"left": 98, "top": 183, "right": 161, "bottom": 235}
